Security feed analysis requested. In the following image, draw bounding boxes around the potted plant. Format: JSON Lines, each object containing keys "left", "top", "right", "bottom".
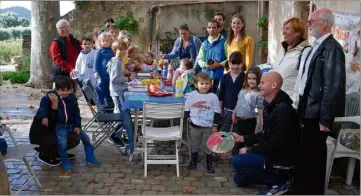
{"left": 115, "top": 11, "right": 139, "bottom": 35}
{"left": 257, "top": 16, "right": 268, "bottom": 30}
{"left": 257, "top": 39, "right": 268, "bottom": 56}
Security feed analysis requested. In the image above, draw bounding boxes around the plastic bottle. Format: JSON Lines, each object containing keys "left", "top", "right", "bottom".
{"left": 175, "top": 77, "right": 184, "bottom": 98}
{"left": 152, "top": 60, "right": 158, "bottom": 71}
{"left": 158, "top": 58, "right": 164, "bottom": 69}
{"left": 167, "top": 64, "right": 174, "bottom": 81}
{"left": 162, "top": 60, "right": 168, "bottom": 81}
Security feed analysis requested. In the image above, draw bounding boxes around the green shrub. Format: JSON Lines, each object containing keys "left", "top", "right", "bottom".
{"left": 0, "top": 40, "right": 21, "bottom": 64}
{"left": 0, "top": 27, "right": 31, "bottom": 41}
{"left": 2, "top": 70, "right": 30, "bottom": 84}
{"left": 0, "top": 28, "right": 11, "bottom": 41}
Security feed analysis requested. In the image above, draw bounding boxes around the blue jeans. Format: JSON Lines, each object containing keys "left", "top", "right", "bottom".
{"left": 56, "top": 124, "right": 93, "bottom": 160}
{"left": 96, "top": 75, "right": 113, "bottom": 106}
{"left": 202, "top": 67, "right": 224, "bottom": 91}
{"left": 112, "top": 96, "right": 134, "bottom": 153}
{"left": 232, "top": 153, "right": 291, "bottom": 187}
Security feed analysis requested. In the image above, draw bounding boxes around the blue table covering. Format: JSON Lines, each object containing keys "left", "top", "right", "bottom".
{"left": 123, "top": 86, "right": 186, "bottom": 110}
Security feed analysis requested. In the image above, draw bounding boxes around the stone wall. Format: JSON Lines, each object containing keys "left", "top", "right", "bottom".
{"left": 153, "top": 1, "right": 258, "bottom": 54}
{"left": 62, "top": 1, "right": 258, "bottom": 53}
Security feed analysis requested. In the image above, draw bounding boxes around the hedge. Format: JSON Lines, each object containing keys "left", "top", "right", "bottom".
{"left": 0, "top": 26, "right": 31, "bottom": 41}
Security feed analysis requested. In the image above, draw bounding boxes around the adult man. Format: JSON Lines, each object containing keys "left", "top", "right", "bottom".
{"left": 50, "top": 19, "right": 81, "bottom": 82}
{"left": 196, "top": 20, "right": 227, "bottom": 92}
{"left": 29, "top": 91, "right": 80, "bottom": 166}
{"left": 292, "top": 8, "right": 345, "bottom": 195}
{"left": 231, "top": 72, "right": 301, "bottom": 195}
{"left": 214, "top": 13, "right": 227, "bottom": 39}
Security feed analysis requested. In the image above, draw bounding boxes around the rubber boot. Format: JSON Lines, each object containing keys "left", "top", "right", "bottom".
{"left": 60, "top": 153, "right": 73, "bottom": 170}
{"left": 85, "top": 145, "right": 102, "bottom": 165}
{"left": 188, "top": 152, "right": 198, "bottom": 170}
{"left": 206, "top": 154, "right": 215, "bottom": 173}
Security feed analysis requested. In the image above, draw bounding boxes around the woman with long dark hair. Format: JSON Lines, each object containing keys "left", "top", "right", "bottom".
{"left": 226, "top": 14, "right": 254, "bottom": 72}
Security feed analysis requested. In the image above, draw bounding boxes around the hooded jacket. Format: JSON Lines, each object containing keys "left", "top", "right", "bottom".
{"left": 244, "top": 90, "right": 301, "bottom": 170}
{"left": 272, "top": 39, "right": 311, "bottom": 107}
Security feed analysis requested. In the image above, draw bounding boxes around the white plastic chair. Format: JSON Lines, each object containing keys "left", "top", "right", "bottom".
{"left": 142, "top": 102, "right": 184, "bottom": 177}
{"left": 325, "top": 129, "right": 360, "bottom": 193}
{"left": 0, "top": 124, "right": 42, "bottom": 194}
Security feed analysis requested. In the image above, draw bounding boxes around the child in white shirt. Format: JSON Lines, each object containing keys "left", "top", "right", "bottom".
{"left": 141, "top": 52, "right": 154, "bottom": 73}
{"left": 184, "top": 72, "right": 220, "bottom": 173}
{"left": 74, "top": 37, "right": 98, "bottom": 87}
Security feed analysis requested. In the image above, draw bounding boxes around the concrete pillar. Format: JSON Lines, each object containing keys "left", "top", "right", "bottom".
{"left": 267, "top": 1, "right": 308, "bottom": 64}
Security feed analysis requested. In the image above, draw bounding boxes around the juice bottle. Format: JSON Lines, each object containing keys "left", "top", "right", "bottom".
{"left": 175, "top": 77, "right": 184, "bottom": 98}
{"left": 158, "top": 58, "right": 164, "bottom": 69}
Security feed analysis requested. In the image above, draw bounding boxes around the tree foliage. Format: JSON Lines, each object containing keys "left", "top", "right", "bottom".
{"left": 0, "top": 11, "right": 30, "bottom": 28}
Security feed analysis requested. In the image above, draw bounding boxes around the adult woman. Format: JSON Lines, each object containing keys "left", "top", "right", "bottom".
{"left": 272, "top": 17, "right": 311, "bottom": 107}
{"left": 158, "top": 24, "right": 202, "bottom": 66}
{"left": 226, "top": 14, "right": 254, "bottom": 72}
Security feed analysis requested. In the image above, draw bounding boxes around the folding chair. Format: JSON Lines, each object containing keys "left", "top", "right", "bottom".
{"left": 81, "top": 86, "right": 126, "bottom": 153}
{"left": 0, "top": 123, "right": 41, "bottom": 194}
{"left": 142, "top": 102, "right": 184, "bottom": 177}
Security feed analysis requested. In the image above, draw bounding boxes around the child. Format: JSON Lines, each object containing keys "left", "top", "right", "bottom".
{"left": 107, "top": 24, "right": 119, "bottom": 41}
{"left": 231, "top": 67, "right": 264, "bottom": 155}
{"left": 94, "top": 32, "right": 114, "bottom": 107}
{"left": 74, "top": 37, "right": 98, "bottom": 87}
{"left": 127, "top": 46, "right": 142, "bottom": 74}
{"left": 172, "top": 58, "right": 196, "bottom": 93}
{"left": 218, "top": 51, "right": 246, "bottom": 132}
{"left": 141, "top": 52, "right": 154, "bottom": 73}
{"left": 184, "top": 72, "right": 220, "bottom": 173}
{"left": 39, "top": 76, "right": 101, "bottom": 170}
{"left": 106, "top": 40, "right": 134, "bottom": 155}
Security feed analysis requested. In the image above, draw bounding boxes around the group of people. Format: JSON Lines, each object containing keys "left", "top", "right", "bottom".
{"left": 26, "top": 6, "right": 347, "bottom": 195}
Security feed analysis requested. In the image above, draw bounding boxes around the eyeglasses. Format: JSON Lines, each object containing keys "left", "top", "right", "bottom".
{"left": 307, "top": 19, "right": 327, "bottom": 26}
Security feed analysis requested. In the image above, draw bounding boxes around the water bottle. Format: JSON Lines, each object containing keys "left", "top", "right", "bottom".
{"left": 162, "top": 60, "right": 168, "bottom": 81}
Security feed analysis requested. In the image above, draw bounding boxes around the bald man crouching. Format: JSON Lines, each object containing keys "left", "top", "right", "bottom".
{"left": 231, "top": 72, "right": 301, "bottom": 195}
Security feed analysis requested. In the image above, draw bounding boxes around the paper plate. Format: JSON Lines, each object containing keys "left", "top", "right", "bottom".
{"left": 207, "top": 132, "right": 235, "bottom": 153}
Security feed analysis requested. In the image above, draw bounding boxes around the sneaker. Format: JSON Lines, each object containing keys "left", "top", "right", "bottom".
{"left": 37, "top": 154, "right": 61, "bottom": 166}
{"left": 55, "top": 153, "right": 76, "bottom": 161}
{"left": 258, "top": 184, "right": 289, "bottom": 195}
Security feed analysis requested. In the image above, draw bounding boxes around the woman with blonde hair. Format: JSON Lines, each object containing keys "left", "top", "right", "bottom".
{"left": 272, "top": 17, "right": 311, "bottom": 108}
{"left": 226, "top": 14, "right": 254, "bottom": 72}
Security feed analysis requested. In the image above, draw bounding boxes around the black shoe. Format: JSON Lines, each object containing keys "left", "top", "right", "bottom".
{"left": 37, "top": 154, "right": 61, "bottom": 166}
{"left": 55, "top": 153, "right": 76, "bottom": 161}
{"left": 188, "top": 153, "right": 198, "bottom": 170}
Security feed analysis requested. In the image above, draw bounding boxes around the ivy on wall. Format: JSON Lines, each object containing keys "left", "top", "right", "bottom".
{"left": 115, "top": 11, "right": 139, "bottom": 34}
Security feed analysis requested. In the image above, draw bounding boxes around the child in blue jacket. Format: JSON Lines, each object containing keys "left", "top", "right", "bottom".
{"left": 39, "top": 76, "right": 101, "bottom": 170}
{"left": 94, "top": 32, "right": 114, "bottom": 107}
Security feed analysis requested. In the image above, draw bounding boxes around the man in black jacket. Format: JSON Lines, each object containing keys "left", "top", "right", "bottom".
{"left": 292, "top": 8, "right": 346, "bottom": 195}
{"left": 231, "top": 72, "right": 301, "bottom": 195}
{"left": 29, "top": 91, "right": 80, "bottom": 166}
